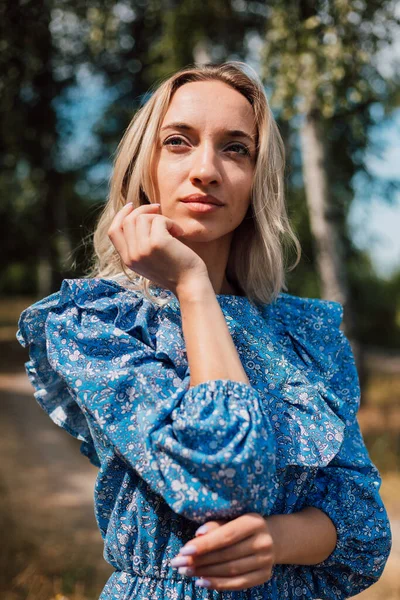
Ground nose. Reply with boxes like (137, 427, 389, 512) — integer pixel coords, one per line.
(189, 142, 222, 187)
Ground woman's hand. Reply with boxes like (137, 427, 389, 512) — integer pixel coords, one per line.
(108, 202, 209, 295)
(170, 513, 275, 591)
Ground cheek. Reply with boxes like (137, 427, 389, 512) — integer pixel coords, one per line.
(228, 170, 253, 208)
(225, 160, 253, 187)
(156, 156, 187, 198)
(225, 196, 252, 228)
(158, 147, 191, 170)
(225, 181, 253, 227)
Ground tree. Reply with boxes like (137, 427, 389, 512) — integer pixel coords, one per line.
(261, 0, 400, 336)
(0, 0, 77, 295)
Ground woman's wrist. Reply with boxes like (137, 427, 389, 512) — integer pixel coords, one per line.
(266, 507, 337, 566)
(175, 273, 250, 387)
(175, 274, 214, 302)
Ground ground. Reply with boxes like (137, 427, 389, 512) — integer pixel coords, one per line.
(0, 369, 113, 600)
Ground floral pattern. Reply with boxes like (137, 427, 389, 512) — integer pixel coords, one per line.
(17, 276, 392, 599)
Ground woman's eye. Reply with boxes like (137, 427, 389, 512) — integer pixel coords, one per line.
(162, 137, 250, 156)
(163, 136, 187, 147)
(226, 143, 251, 157)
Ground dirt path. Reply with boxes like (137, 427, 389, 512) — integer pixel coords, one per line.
(0, 372, 112, 599)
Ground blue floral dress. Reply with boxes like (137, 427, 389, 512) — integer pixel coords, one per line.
(16, 276, 391, 600)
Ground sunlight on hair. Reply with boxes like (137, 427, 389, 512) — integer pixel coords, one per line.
(85, 62, 301, 307)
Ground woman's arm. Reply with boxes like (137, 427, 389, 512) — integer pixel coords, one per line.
(169, 508, 337, 591)
(271, 418, 392, 598)
(177, 279, 337, 565)
(18, 278, 278, 522)
(266, 507, 337, 565)
(176, 277, 250, 387)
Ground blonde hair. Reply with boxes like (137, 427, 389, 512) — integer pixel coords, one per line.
(86, 61, 301, 307)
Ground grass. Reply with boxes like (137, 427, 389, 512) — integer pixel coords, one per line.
(0, 483, 105, 600)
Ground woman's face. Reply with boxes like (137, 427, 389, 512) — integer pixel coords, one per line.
(151, 80, 257, 243)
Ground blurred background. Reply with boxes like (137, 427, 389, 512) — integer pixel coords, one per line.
(0, 0, 399, 598)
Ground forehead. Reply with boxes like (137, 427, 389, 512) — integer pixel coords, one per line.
(162, 80, 256, 135)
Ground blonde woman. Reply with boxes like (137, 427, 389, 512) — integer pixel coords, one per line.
(17, 63, 391, 599)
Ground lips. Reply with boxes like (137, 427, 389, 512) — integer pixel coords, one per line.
(180, 194, 224, 206)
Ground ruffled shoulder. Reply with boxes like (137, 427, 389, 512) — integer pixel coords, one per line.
(16, 277, 157, 466)
(50, 278, 188, 374)
(250, 292, 361, 469)
(270, 292, 360, 425)
(18, 277, 162, 346)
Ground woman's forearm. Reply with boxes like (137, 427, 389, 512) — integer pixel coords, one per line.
(266, 507, 337, 565)
(177, 282, 337, 565)
(176, 277, 250, 387)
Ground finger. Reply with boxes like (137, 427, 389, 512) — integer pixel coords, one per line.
(180, 513, 265, 557)
(193, 532, 273, 568)
(193, 552, 271, 578)
(120, 204, 160, 260)
(195, 567, 271, 592)
(195, 521, 226, 537)
(131, 212, 154, 257)
(109, 202, 159, 236)
(108, 203, 159, 260)
(170, 522, 224, 570)
(123, 211, 162, 262)
(150, 213, 185, 242)
(107, 202, 136, 259)
(109, 201, 134, 232)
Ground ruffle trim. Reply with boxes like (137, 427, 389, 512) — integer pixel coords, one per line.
(270, 292, 359, 426)
(267, 370, 345, 468)
(16, 282, 111, 467)
(17, 278, 351, 470)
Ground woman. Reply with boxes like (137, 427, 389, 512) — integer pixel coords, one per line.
(17, 62, 391, 599)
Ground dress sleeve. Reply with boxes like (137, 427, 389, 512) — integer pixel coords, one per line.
(17, 278, 277, 524)
(292, 417, 392, 598)
(274, 294, 392, 598)
(17, 289, 100, 467)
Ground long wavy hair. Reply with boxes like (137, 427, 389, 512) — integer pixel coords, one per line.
(86, 62, 301, 307)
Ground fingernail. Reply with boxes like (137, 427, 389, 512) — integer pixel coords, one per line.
(170, 556, 190, 567)
(152, 203, 160, 206)
(195, 578, 212, 588)
(178, 566, 195, 576)
(195, 525, 208, 536)
(179, 545, 197, 556)
(126, 202, 133, 207)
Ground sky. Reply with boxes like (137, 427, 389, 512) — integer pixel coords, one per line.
(348, 23, 400, 279)
(59, 65, 400, 280)
(349, 108, 400, 278)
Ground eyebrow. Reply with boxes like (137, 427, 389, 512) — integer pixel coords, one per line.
(160, 122, 256, 145)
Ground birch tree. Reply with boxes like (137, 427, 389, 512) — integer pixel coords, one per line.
(261, 0, 399, 332)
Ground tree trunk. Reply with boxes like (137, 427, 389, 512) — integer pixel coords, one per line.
(300, 110, 366, 392)
(300, 111, 349, 305)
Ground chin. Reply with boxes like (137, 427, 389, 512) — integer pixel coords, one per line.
(181, 224, 226, 242)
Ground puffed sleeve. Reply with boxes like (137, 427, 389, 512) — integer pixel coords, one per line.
(296, 417, 392, 598)
(17, 278, 277, 524)
(17, 289, 101, 467)
(274, 294, 392, 598)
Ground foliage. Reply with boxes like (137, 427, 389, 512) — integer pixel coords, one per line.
(262, 0, 400, 118)
(260, 0, 400, 345)
(0, 0, 399, 347)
